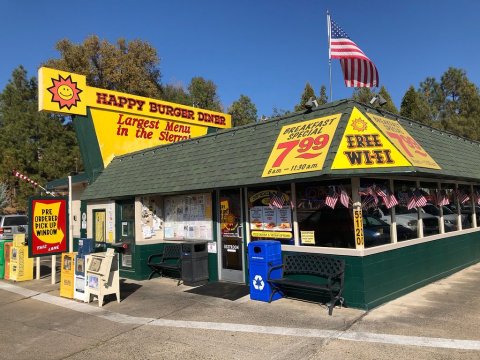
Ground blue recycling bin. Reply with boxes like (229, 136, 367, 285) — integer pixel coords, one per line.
(248, 240, 283, 302)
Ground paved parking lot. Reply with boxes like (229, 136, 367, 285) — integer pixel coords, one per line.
(1, 262, 480, 359)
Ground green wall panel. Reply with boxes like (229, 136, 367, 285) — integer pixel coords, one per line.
(283, 232, 480, 310)
(119, 243, 219, 282)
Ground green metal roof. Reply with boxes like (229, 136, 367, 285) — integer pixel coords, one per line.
(81, 99, 480, 201)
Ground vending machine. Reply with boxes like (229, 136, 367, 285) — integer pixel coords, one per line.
(3, 242, 13, 280)
(74, 238, 95, 301)
(85, 248, 120, 307)
(60, 252, 76, 298)
(0, 240, 12, 279)
(9, 234, 33, 281)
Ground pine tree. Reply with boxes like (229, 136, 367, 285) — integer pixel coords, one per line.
(400, 86, 432, 125)
(318, 85, 328, 105)
(0, 66, 81, 212)
(295, 82, 316, 111)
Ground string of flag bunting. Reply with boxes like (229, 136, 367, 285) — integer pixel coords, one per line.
(270, 186, 479, 211)
(12, 169, 56, 196)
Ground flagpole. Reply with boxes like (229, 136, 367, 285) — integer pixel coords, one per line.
(327, 11, 332, 102)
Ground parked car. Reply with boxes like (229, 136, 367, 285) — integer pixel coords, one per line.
(0, 214, 29, 240)
(369, 205, 445, 236)
(422, 203, 469, 231)
(363, 215, 416, 246)
(298, 208, 415, 248)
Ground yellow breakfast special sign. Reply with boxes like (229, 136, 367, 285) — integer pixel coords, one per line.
(332, 107, 411, 169)
(38, 67, 231, 166)
(262, 114, 341, 177)
(366, 112, 441, 169)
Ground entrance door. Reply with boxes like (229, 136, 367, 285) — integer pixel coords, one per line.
(117, 200, 135, 271)
(218, 189, 245, 283)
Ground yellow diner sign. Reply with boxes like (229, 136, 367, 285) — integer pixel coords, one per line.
(366, 112, 441, 169)
(262, 114, 341, 177)
(332, 107, 411, 169)
(38, 67, 231, 128)
(38, 67, 231, 167)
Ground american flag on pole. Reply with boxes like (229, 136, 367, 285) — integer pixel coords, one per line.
(339, 186, 350, 208)
(384, 190, 398, 209)
(414, 189, 428, 208)
(407, 192, 417, 210)
(455, 189, 470, 204)
(328, 16, 379, 88)
(269, 191, 286, 209)
(325, 187, 339, 209)
(438, 190, 450, 206)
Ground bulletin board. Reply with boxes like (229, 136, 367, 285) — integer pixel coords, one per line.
(164, 193, 213, 241)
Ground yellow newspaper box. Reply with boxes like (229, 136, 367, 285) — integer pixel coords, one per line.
(9, 234, 33, 281)
(60, 252, 77, 298)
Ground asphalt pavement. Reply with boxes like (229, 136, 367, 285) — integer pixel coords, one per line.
(1, 261, 480, 359)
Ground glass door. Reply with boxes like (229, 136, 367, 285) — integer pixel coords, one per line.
(218, 189, 245, 283)
(117, 200, 135, 270)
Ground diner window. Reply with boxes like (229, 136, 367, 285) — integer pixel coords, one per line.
(466, 186, 480, 227)
(360, 178, 400, 246)
(392, 180, 438, 238)
(248, 185, 293, 245)
(441, 183, 457, 225)
(296, 181, 353, 248)
(457, 185, 473, 229)
(418, 182, 443, 234)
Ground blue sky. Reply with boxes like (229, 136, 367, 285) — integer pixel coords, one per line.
(1, 1, 479, 117)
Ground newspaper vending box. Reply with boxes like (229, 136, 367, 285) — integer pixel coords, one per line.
(85, 248, 120, 307)
(74, 238, 95, 301)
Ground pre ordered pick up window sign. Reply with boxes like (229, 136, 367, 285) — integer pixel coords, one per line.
(262, 114, 341, 177)
(164, 193, 213, 241)
(28, 197, 68, 257)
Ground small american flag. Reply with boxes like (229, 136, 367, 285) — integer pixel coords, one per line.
(414, 189, 427, 208)
(325, 187, 339, 209)
(384, 190, 398, 209)
(407, 192, 416, 210)
(438, 190, 450, 206)
(269, 192, 285, 209)
(339, 186, 350, 208)
(455, 189, 470, 204)
(366, 186, 379, 204)
(328, 16, 379, 88)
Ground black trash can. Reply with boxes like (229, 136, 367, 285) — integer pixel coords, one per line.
(181, 242, 209, 286)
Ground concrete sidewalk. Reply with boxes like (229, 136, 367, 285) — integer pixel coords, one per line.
(2, 261, 480, 358)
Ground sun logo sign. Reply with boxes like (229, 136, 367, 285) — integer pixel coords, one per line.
(47, 75, 82, 110)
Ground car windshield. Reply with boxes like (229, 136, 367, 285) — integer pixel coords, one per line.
(395, 206, 417, 215)
(423, 204, 440, 216)
(442, 206, 454, 215)
(3, 216, 28, 226)
(364, 216, 387, 226)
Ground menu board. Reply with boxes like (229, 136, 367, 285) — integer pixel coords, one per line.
(249, 206, 292, 231)
(164, 193, 213, 241)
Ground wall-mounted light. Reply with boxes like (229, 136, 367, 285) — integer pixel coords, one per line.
(369, 94, 387, 106)
(305, 97, 319, 110)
